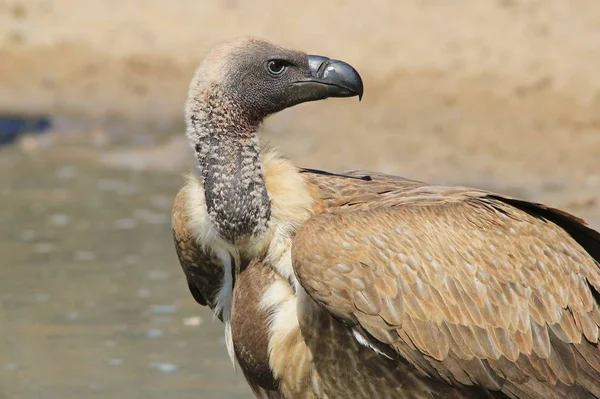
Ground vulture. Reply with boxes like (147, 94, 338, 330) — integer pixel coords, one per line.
(171, 37, 600, 399)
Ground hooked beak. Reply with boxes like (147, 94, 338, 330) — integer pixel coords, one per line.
(292, 55, 364, 102)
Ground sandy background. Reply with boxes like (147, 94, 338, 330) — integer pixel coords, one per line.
(2, 1, 600, 114)
(1, 2, 600, 397)
(2, 1, 599, 187)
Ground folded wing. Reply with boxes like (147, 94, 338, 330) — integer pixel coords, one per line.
(293, 177, 600, 398)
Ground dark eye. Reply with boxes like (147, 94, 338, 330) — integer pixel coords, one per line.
(267, 60, 287, 76)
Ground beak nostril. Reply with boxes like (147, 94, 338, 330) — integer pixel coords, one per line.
(307, 55, 330, 77)
(317, 60, 330, 76)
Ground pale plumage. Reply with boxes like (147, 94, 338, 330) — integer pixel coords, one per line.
(171, 37, 600, 398)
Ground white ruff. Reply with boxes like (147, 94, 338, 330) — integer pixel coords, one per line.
(183, 147, 314, 374)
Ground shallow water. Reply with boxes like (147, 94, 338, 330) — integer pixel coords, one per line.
(1, 109, 599, 399)
(0, 120, 252, 399)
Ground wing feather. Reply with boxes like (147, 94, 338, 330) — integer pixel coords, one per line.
(294, 172, 600, 395)
(172, 186, 223, 309)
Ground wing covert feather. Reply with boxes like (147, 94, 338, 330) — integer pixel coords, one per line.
(293, 181, 600, 393)
(172, 186, 223, 310)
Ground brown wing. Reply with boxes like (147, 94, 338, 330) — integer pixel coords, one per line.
(172, 187, 223, 311)
(232, 259, 282, 398)
(299, 168, 427, 213)
(293, 176, 600, 398)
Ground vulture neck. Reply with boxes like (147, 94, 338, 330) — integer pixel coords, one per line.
(187, 86, 271, 244)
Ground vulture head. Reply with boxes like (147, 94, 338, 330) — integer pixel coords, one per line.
(185, 37, 363, 130)
(185, 37, 364, 245)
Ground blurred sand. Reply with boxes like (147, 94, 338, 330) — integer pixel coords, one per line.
(1, 2, 600, 398)
(1, 1, 599, 182)
(2, 0, 600, 116)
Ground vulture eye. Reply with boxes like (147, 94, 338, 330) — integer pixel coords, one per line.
(267, 60, 287, 76)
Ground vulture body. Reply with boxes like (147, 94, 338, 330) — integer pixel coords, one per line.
(172, 37, 600, 399)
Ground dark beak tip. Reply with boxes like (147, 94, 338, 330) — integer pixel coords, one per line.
(356, 78, 364, 102)
(355, 81, 364, 102)
(305, 54, 365, 102)
(330, 60, 363, 102)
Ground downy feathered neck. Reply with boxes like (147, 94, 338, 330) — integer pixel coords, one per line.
(186, 83, 271, 244)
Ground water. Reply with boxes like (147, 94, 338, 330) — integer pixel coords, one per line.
(1, 107, 598, 399)
(0, 120, 252, 399)
(0, 115, 52, 146)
